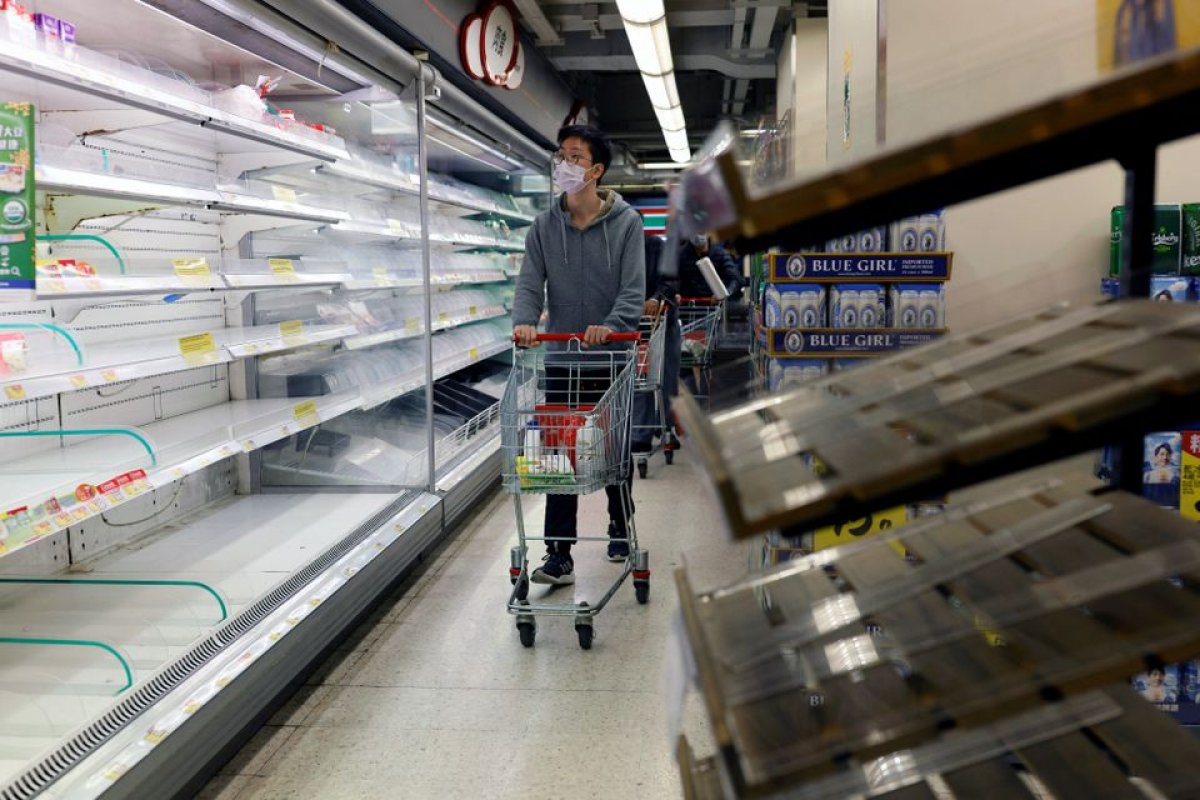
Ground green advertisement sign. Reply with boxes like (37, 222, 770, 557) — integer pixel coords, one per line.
(0, 102, 34, 297)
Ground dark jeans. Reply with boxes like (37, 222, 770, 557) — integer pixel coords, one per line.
(543, 363, 634, 556)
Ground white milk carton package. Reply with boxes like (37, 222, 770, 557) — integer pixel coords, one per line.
(832, 284, 885, 328)
(889, 283, 945, 328)
(768, 358, 828, 392)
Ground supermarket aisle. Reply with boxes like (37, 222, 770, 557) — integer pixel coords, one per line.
(199, 448, 743, 800)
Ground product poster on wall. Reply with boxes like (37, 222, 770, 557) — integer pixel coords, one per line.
(1097, 0, 1200, 72)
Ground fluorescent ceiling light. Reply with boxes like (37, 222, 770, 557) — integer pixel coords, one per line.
(642, 72, 681, 110)
(615, 0, 665, 25)
(654, 105, 686, 132)
(625, 19, 673, 76)
(641, 162, 691, 170)
(616, 0, 689, 166)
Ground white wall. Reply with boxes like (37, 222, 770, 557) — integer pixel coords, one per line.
(776, 19, 830, 177)
(827, 0, 878, 165)
(886, 0, 1200, 331)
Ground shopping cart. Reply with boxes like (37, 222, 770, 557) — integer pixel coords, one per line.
(632, 308, 671, 478)
(501, 332, 650, 650)
(679, 297, 724, 404)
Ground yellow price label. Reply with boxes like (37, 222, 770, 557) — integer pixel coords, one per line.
(438, 312, 450, 324)
(469, 348, 479, 361)
(293, 401, 320, 425)
(373, 266, 391, 286)
(242, 440, 256, 453)
(271, 185, 299, 204)
(811, 506, 909, 555)
(279, 319, 305, 340)
(69, 375, 88, 389)
(405, 318, 421, 333)
(44, 278, 67, 293)
(178, 332, 219, 366)
(268, 631, 283, 642)
(269, 258, 298, 282)
(4, 384, 26, 401)
(101, 369, 119, 383)
(173, 258, 212, 283)
(387, 218, 407, 234)
(468, 305, 478, 316)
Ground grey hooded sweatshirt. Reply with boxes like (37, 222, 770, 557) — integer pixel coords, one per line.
(512, 189, 645, 349)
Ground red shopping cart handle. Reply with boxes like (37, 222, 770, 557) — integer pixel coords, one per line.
(514, 332, 642, 342)
(678, 297, 721, 305)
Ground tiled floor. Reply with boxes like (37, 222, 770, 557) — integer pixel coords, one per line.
(198, 448, 743, 799)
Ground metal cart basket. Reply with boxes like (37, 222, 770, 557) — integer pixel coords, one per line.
(501, 332, 650, 649)
(679, 297, 724, 403)
(632, 309, 672, 478)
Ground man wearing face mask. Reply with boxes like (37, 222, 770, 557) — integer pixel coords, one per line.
(512, 125, 645, 585)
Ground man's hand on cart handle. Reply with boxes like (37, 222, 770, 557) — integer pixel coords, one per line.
(583, 325, 613, 347)
(513, 325, 540, 348)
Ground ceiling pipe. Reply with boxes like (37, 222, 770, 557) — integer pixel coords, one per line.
(512, 0, 563, 46)
(733, 4, 778, 117)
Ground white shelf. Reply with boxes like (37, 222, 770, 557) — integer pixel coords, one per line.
(0, 394, 362, 563)
(0, 37, 348, 162)
(0, 491, 400, 789)
(37, 164, 220, 206)
(341, 305, 508, 352)
(35, 271, 350, 300)
(318, 160, 535, 225)
(2, 324, 356, 404)
(340, 270, 507, 291)
(359, 338, 510, 410)
(37, 163, 351, 223)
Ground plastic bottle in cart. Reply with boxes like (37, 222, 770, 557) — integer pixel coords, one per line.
(574, 416, 600, 482)
(523, 418, 541, 461)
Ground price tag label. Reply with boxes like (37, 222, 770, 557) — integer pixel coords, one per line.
(293, 401, 320, 426)
(69, 375, 88, 389)
(44, 278, 67, 293)
(387, 218, 408, 235)
(173, 258, 212, 286)
(4, 384, 26, 401)
(269, 258, 299, 282)
(405, 318, 421, 333)
(101, 369, 119, 383)
(241, 440, 256, 453)
(811, 506, 909, 555)
(279, 320, 306, 341)
(178, 332, 219, 366)
(469, 305, 478, 317)
(438, 312, 450, 325)
(373, 266, 391, 287)
(469, 348, 479, 361)
(271, 186, 299, 204)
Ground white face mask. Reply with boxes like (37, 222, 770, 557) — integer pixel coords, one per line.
(553, 160, 593, 195)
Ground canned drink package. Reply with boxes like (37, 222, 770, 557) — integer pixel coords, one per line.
(857, 226, 887, 253)
(831, 285, 860, 328)
(918, 285, 946, 328)
(764, 285, 782, 328)
(768, 358, 828, 392)
(855, 284, 886, 328)
(1151, 275, 1191, 302)
(778, 284, 826, 328)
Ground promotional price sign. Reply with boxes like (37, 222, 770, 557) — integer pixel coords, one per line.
(0, 102, 34, 300)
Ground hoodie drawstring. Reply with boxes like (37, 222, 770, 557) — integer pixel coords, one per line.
(603, 220, 612, 273)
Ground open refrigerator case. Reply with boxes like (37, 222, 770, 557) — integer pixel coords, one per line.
(0, 1, 540, 797)
(667, 48, 1200, 800)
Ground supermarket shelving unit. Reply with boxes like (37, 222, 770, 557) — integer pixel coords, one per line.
(671, 45, 1200, 800)
(0, 2, 541, 798)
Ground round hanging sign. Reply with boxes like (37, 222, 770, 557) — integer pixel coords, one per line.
(459, 14, 485, 80)
(504, 42, 525, 90)
(480, 1, 518, 86)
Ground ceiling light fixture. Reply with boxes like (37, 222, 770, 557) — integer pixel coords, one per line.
(614, 0, 690, 164)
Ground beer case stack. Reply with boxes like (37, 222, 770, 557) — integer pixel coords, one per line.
(752, 215, 953, 566)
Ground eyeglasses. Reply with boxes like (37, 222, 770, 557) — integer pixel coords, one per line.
(552, 151, 592, 166)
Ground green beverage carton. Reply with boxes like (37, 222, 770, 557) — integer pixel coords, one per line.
(1183, 204, 1200, 276)
(0, 102, 35, 300)
(1110, 203, 1182, 275)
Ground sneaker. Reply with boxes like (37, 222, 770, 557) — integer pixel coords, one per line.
(531, 552, 575, 585)
(606, 524, 630, 562)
